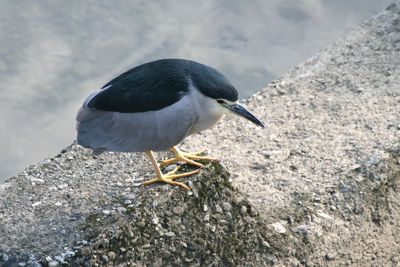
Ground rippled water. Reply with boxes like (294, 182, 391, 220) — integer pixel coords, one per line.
(0, 0, 391, 181)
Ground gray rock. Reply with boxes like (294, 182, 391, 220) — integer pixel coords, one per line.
(124, 193, 136, 200)
(57, 183, 68, 190)
(102, 210, 111, 215)
(262, 240, 270, 248)
(271, 222, 286, 234)
(164, 164, 178, 172)
(243, 216, 253, 224)
(367, 154, 381, 166)
(31, 201, 42, 208)
(116, 207, 127, 213)
(165, 231, 175, 237)
(126, 250, 135, 259)
(136, 221, 146, 228)
(325, 252, 336, 261)
(240, 205, 248, 214)
(293, 225, 311, 236)
(215, 204, 223, 213)
(172, 206, 185, 215)
(101, 254, 109, 262)
(222, 202, 232, 211)
(29, 178, 45, 185)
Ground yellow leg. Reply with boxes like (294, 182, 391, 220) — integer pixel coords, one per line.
(161, 146, 219, 168)
(143, 151, 201, 190)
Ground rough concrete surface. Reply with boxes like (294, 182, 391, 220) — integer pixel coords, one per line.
(1, 2, 400, 267)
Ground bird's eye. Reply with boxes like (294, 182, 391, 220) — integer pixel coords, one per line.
(217, 100, 225, 104)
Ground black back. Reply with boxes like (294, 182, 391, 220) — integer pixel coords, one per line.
(87, 59, 238, 113)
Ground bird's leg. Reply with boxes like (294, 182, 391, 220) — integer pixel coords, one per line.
(161, 146, 220, 168)
(143, 151, 200, 190)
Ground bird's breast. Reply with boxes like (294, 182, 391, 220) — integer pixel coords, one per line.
(189, 113, 224, 135)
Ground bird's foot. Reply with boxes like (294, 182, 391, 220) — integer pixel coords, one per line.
(143, 165, 200, 190)
(161, 147, 219, 168)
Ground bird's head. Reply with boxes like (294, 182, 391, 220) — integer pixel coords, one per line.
(181, 59, 265, 128)
(216, 98, 264, 128)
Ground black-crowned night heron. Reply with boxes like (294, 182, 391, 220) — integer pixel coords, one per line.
(76, 59, 264, 190)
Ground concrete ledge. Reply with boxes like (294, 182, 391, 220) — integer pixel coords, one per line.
(1, 2, 400, 266)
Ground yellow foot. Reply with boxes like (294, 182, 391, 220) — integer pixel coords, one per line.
(143, 165, 201, 190)
(161, 147, 220, 168)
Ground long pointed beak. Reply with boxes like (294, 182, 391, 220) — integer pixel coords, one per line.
(223, 103, 265, 128)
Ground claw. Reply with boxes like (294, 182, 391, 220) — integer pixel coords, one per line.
(143, 151, 201, 190)
(161, 147, 219, 168)
(143, 168, 201, 190)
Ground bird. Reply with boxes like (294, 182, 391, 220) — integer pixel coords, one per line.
(76, 58, 264, 190)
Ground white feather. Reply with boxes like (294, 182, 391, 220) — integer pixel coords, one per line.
(187, 80, 230, 134)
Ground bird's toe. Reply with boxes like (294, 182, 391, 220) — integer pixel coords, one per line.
(143, 168, 201, 191)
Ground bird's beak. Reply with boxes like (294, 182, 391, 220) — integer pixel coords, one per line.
(222, 102, 265, 128)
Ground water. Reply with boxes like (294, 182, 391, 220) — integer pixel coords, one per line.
(0, 0, 391, 182)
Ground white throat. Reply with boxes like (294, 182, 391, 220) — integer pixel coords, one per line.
(187, 80, 230, 135)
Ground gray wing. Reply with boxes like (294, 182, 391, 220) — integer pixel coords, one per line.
(76, 95, 197, 152)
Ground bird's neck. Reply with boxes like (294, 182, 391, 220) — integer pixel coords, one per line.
(188, 84, 228, 135)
